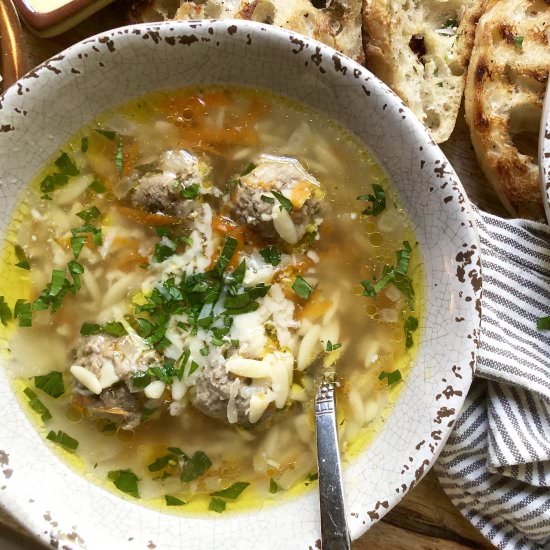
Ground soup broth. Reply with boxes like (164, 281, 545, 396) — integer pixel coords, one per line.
(0, 86, 422, 512)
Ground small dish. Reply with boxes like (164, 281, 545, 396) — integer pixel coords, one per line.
(13, 0, 113, 37)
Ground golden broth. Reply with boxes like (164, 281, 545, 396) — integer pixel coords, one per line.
(0, 86, 422, 513)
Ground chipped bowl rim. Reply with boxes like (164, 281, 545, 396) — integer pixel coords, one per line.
(0, 19, 481, 550)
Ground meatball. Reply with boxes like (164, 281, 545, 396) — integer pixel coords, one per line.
(232, 156, 323, 243)
(190, 359, 273, 426)
(129, 149, 211, 218)
(70, 334, 161, 430)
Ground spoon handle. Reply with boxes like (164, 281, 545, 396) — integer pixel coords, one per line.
(315, 382, 351, 550)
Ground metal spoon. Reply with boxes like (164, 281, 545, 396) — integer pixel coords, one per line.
(315, 380, 351, 550)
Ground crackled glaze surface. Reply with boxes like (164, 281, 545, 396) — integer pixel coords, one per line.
(0, 21, 481, 550)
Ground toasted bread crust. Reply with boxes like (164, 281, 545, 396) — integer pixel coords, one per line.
(363, 0, 484, 143)
(132, 0, 365, 64)
(464, 0, 550, 219)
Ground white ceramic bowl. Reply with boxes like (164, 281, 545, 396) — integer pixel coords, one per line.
(540, 83, 550, 224)
(0, 20, 481, 549)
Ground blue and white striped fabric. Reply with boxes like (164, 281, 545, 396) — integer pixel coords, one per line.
(436, 209, 550, 550)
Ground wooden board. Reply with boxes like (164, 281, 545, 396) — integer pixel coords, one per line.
(0, 1, 507, 548)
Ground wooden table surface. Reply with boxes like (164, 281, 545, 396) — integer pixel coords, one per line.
(0, 2, 508, 548)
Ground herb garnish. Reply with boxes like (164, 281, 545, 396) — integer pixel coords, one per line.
(34, 371, 64, 398)
(272, 191, 293, 213)
(95, 129, 117, 140)
(40, 152, 80, 198)
(89, 179, 106, 194)
(378, 369, 402, 386)
(76, 206, 101, 223)
(80, 136, 89, 153)
(210, 481, 250, 500)
(269, 478, 281, 494)
(0, 297, 12, 326)
(537, 316, 550, 330)
(361, 241, 414, 306)
(23, 387, 51, 422)
(208, 497, 226, 513)
(357, 183, 386, 216)
(444, 18, 458, 28)
(325, 340, 342, 352)
(180, 450, 212, 482)
(115, 138, 124, 175)
(14, 300, 32, 327)
(46, 430, 78, 451)
(260, 245, 281, 266)
(108, 469, 140, 498)
(261, 195, 275, 204)
(14, 245, 30, 270)
(240, 162, 256, 176)
(165, 495, 186, 506)
(180, 183, 200, 200)
(404, 315, 419, 348)
(54, 153, 79, 176)
(292, 276, 313, 300)
(80, 321, 127, 337)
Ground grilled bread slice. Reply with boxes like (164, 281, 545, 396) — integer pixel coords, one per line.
(131, 0, 365, 64)
(464, 0, 550, 220)
(363, 0, 484, 143)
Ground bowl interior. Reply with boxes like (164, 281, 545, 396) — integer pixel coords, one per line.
(0, 20, 480, 550)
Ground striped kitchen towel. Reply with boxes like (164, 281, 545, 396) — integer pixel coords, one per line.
(436, 208, 550, 550)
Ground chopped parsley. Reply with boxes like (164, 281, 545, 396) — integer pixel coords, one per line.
(80, 321, 127, 337)
(34, 371, 65, 398)
(108, 469, 140, 498)
(378, 369, 402, 386)
(180, 183, 200, 199)
(537, 316, 550, 330)
(23, 387, 51, 422)
(208, 497, 226, 513)
(14, 245, 30, 270)
(239, 162, 256, 176)
(165, 495, 186, 506)
(54, 152, 79, 176)
(357, 183, 386, 216)
(180, 450, 212, 482)
(0, 297, 12, 326)
(269, 478, 281, 494)
(325, 340, 342, 352)
(404, 315, 419, 348)
(210, 481, 249, 500)
(89, 178, 106, 194)
(80, 136, 89, 153)
(272, 191, 293, 213)
(40, 152, 81, 197)
(115, 138, 124, 175)
(261, 194, 275, 204)
(292, 276, 313, 300)
(94, 128, 117, 140)
(260, 245, 281, 266)
(76, 206, 101, 223)
(361, 241, 414, 307)
(46, 430, 78, 451)
(215, 236, 238, 274)
(148, 447, 186, 472)
(444, 17, 458, 28)
(14, 299, 32, 327)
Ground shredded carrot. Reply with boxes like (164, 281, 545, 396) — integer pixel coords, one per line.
(290, 180, 314, 209)
(116, 206, 181, 226)
(298, 298, 333, 320)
